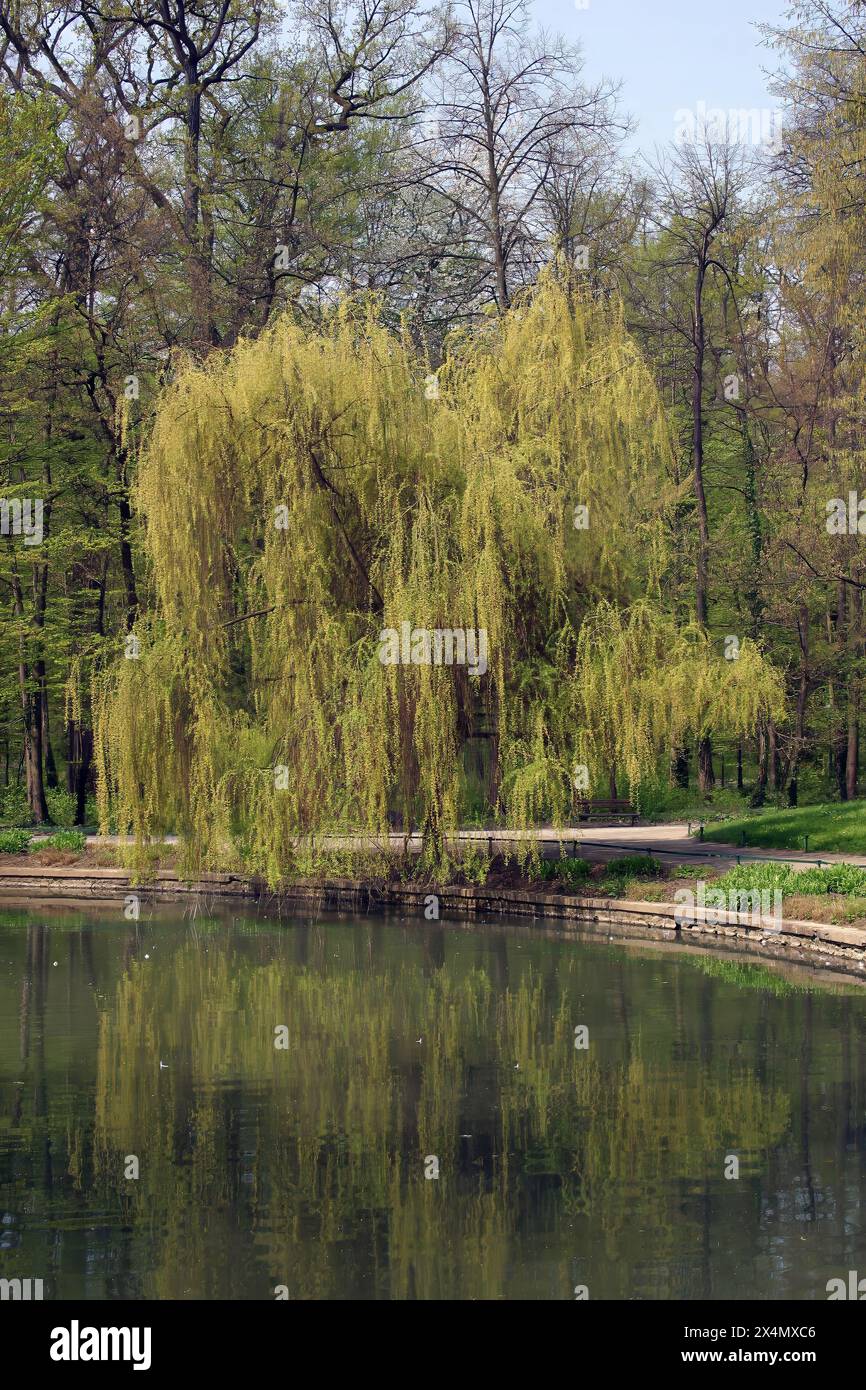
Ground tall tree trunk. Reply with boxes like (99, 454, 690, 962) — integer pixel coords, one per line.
(846, 681, 859, 801)
(831, 583, 847, 798)
(692, 248, 710, 628)
(117, 483, 139, 632)
(18, 669, 50, 823)
(846, 587, 862, 800)
(672, 747, 690, 788)
(183, 78, 217, 349)
(692, 237, 714, 792)
(785, 617, 810, 807)
(835, 724, 849, 800)
(74, 729, 93, 826)
(698, 736, 715, 794)
(11, 578, 51, 825)
(66, 720, 77, 796)
(479, 60, 509, 311)
(768, 719, 780, 792)
(751, 717, 768, 807)
(39, 666, 58, 790)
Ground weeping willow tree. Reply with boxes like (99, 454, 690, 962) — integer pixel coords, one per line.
(571, 602, 787, 802)
(93, 264, 784, 882)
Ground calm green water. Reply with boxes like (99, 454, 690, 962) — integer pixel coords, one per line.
(1, 903, 865, 1301)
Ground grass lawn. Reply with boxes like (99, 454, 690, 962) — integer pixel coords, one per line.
(639, 787, 753, 824)
(702, 801, 866, 854)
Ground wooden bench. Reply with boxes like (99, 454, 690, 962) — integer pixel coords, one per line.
(573, 798, 638, 826)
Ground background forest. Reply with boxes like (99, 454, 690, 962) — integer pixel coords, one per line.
(2, 0, 866, 858)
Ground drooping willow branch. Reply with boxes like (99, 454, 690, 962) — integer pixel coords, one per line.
(93, 265, 785, 884)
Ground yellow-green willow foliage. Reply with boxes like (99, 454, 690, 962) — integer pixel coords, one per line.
(570, 602, 787, 796)
(94, 266, 782, 881)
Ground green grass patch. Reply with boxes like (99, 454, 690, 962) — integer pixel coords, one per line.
(703, 801, 866, 853)
(0, 828, 31, 854)
(716, 860, 866, 899)
(606, 854, 664, 878)
(638, 785, 753, 824)
(31, 829, 87, 853)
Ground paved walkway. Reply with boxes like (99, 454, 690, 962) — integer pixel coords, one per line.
(60, 822, 865, 871)
(459, 824, 866, 870)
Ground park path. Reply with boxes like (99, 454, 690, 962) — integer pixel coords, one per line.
(66, 822, 866, 871)
(458, 823, 866, 870)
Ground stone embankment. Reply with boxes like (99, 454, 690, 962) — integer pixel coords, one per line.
(2, 864, 865, 981)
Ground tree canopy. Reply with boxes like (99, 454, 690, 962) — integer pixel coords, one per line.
(92, 267, 783, 880)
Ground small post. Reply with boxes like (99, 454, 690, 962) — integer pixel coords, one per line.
(699, 824, 704, 841)
(803, 835, 809, 853)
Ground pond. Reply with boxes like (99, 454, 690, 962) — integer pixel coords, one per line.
(1, 903, 865, 1300)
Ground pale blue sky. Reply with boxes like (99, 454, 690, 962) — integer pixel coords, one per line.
(531, 0, 792, 156)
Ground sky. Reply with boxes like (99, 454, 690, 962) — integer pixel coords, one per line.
(530, 0, 793, 158)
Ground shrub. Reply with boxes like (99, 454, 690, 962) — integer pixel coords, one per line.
(32, 829, 87, 853)
(716, 863, 793, 895)
(1, 785, 95, 830)
(0, 784, 30, 826)
(819, 863, 866, 895)
(458, 845, 491, 884)
(597, 855, 663, 898)
(537, 857, 591, 888)
(0, 828, 32, 853)
(45, 787, 77, 828)
(606, 854, 663, 878)
(716, 861, 866, 899)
